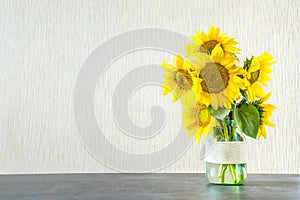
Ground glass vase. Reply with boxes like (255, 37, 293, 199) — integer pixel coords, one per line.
(204, 132, 247, 185)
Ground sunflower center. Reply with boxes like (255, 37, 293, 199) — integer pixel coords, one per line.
(174, 69, 193, 90)
(195, 103, 211, 127)
(249, 70, 260, 84)
(199, 40, 219, 54)
(199, 62, 230, 93)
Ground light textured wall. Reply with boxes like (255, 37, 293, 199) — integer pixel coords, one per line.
(0, 0, 299, 174)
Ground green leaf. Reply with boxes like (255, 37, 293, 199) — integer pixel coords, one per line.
(233, 103, 260, 139)
(208, 106, 230, 120)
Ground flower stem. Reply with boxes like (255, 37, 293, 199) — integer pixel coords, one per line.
(229, 164, 237, 184)
(218, 164, 227, 183)
(236, 164, 246, 184)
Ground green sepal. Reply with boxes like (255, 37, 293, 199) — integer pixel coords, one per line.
(207, 106, 230, 120)
(243, 57, 253, 71)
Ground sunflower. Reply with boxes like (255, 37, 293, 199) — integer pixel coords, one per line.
(192, 45, 247, 109)
(161, 55, 195, 103)
(245, 52, 276, 101)
(185, 25, 240, 58)
(181, 92, 217, 142)
(251, 93, 276, 139)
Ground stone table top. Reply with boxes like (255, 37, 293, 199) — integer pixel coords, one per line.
(0, 174, 299, 200)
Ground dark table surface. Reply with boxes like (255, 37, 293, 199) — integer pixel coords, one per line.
(0, 173, 299, 200)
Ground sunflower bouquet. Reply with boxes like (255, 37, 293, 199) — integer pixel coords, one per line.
(161, 25, 276, 184)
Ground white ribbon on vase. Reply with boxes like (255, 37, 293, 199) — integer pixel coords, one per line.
(204, 139, 247, 164)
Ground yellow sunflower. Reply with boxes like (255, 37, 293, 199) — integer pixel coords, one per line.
(185, 25, 240, 58)
(245, 52, 276, 101)
(161, 55, 195, 103)
(181, 92, 217, 142)
(251, 93, 276, 139)
(192, 45, 247, 109)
